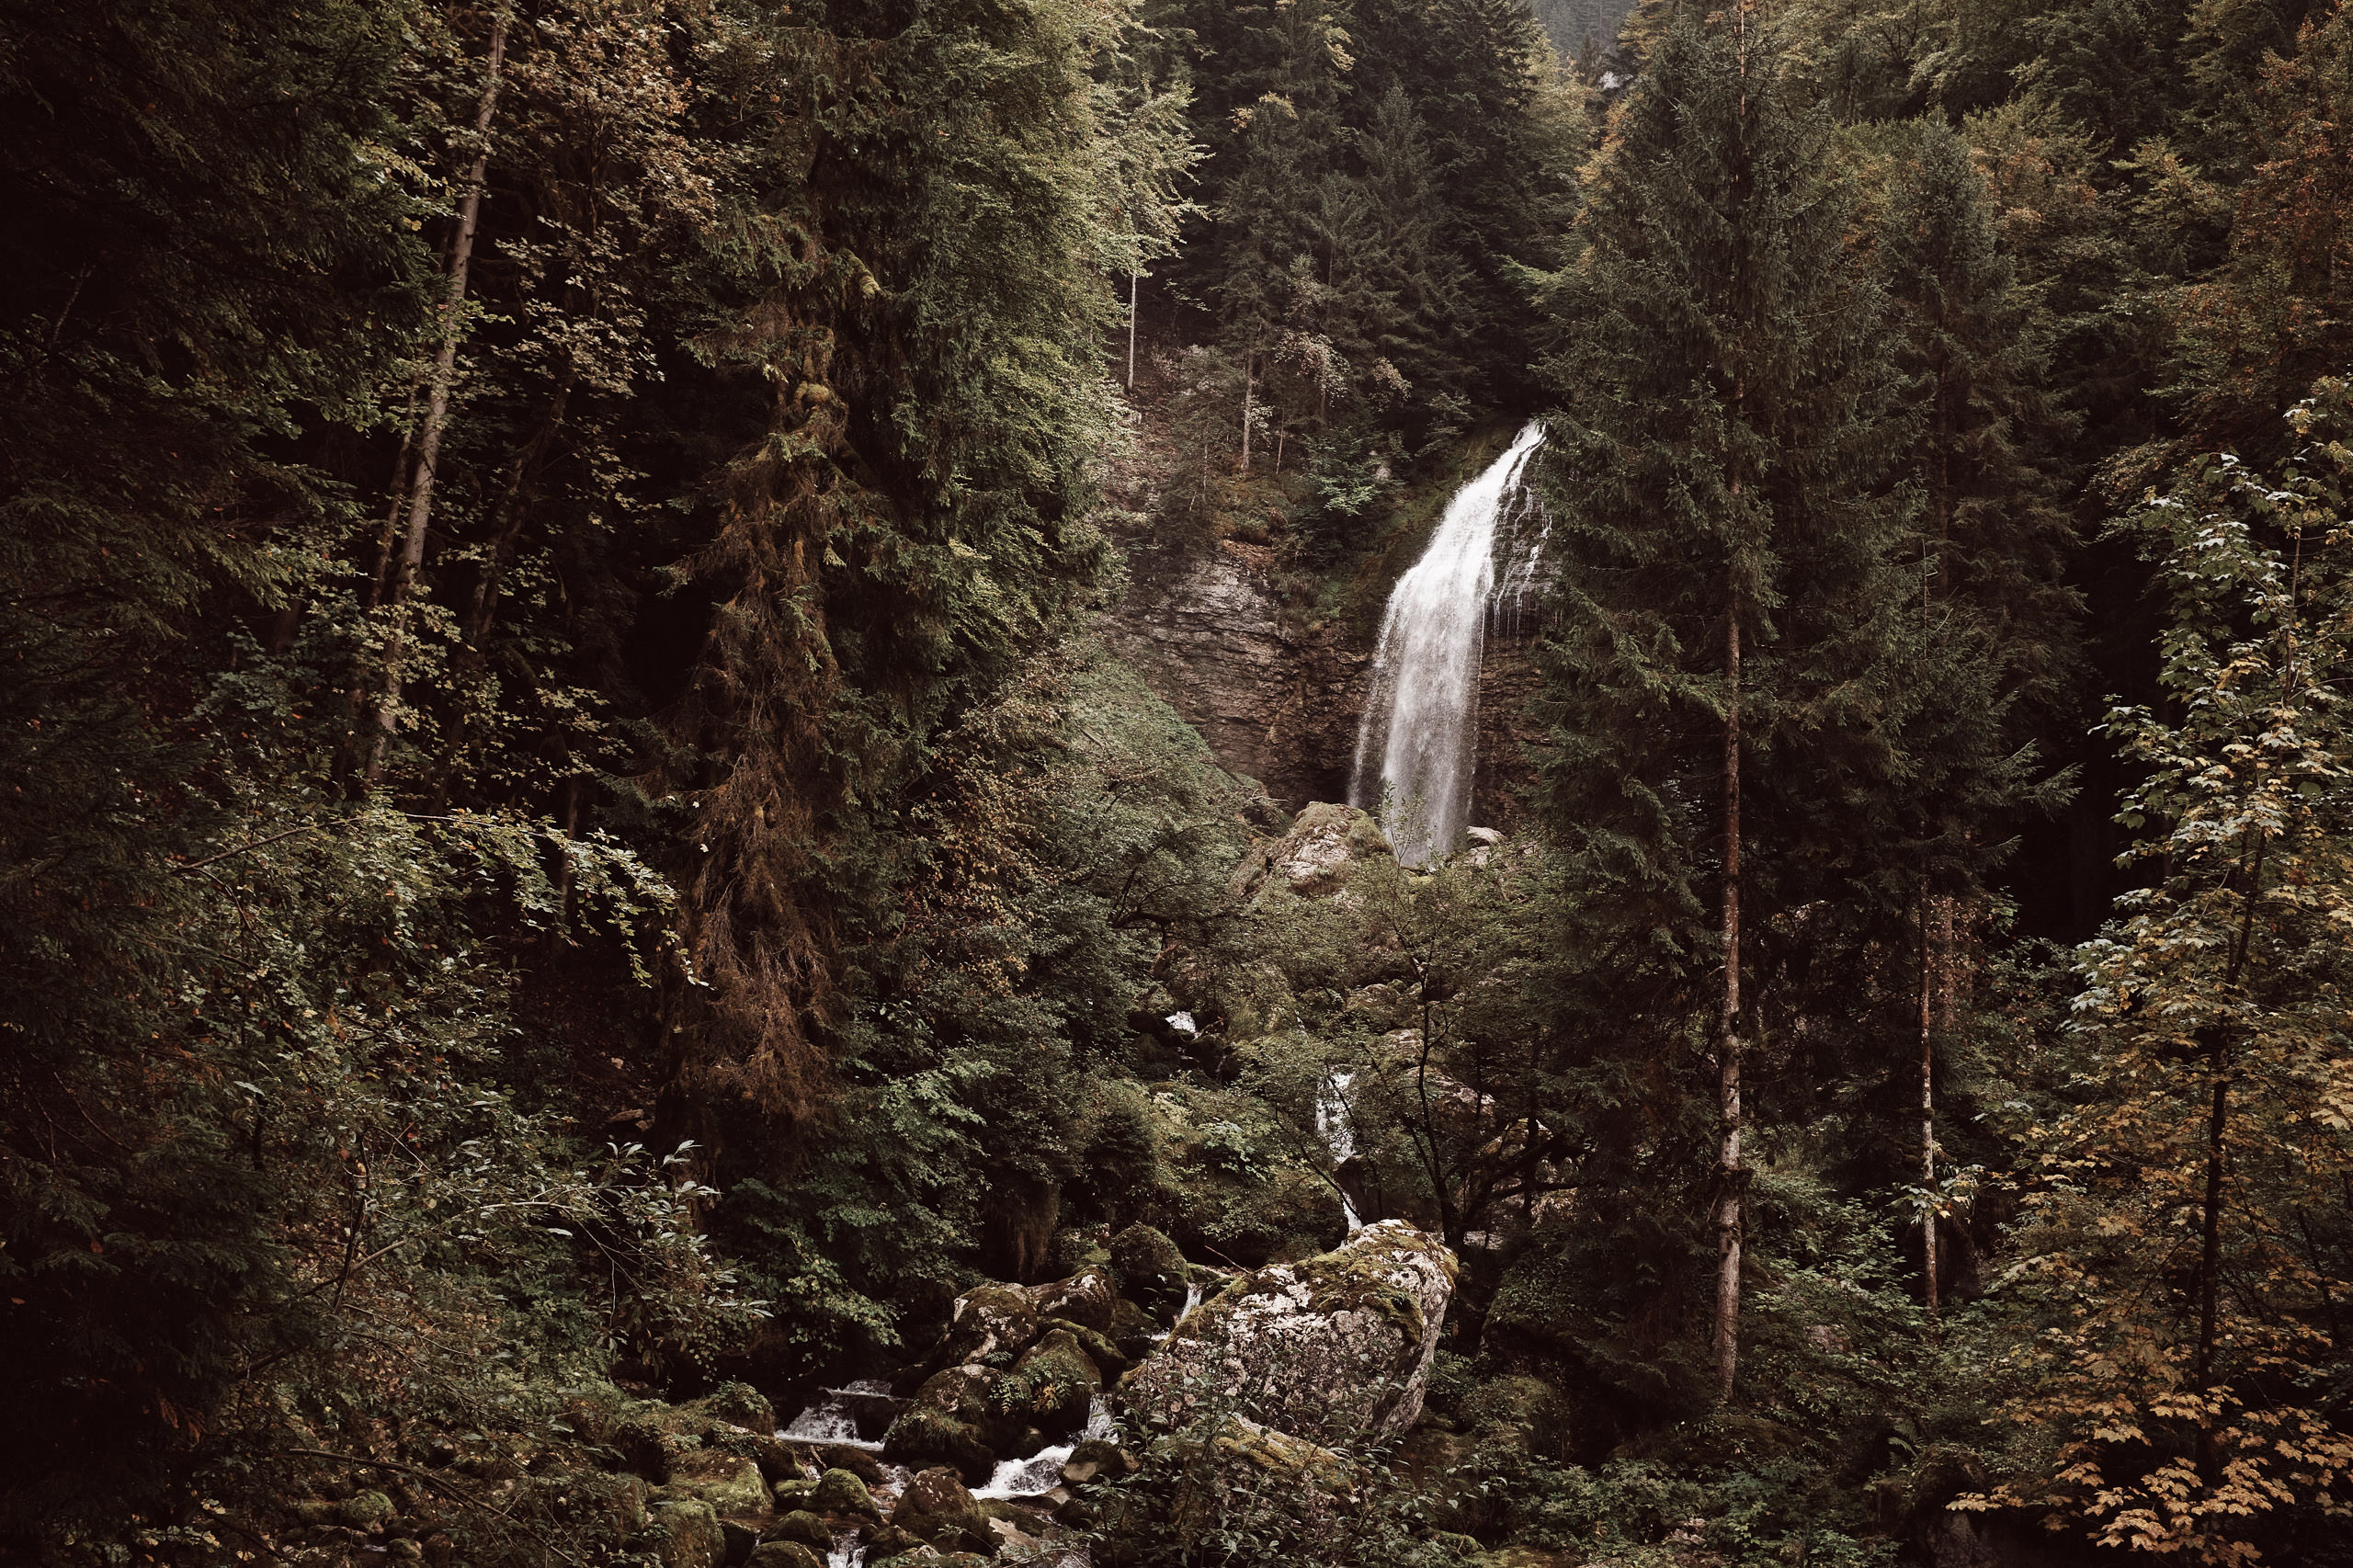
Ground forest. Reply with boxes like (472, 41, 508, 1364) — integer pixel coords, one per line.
(6, 0, 2353, 1564)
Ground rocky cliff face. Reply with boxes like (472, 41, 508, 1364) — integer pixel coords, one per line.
(1105, 541, 1542, 835)
(1101, 542, 1369, 814)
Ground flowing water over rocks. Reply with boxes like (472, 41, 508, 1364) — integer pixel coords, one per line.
(1351, 422, 1545, 864)
(1315, 1071, 1361, 1233)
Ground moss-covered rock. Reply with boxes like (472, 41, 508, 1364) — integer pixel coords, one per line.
(884, 1366, 1002, 1483)
(1112, 1415, 1354, 1550)
(338, 1491, 396, 1532)
(1108, 1224, 1190, 1321)
(691, 1382, 779, 1436)
(670, 1451, 773, 1518)
(644, 1500, 727, 1568)
(1028, 1267, 1120, 1335)
(815, 1444, 885, 1484)
(1117, 1220, 1455, 1445)
(746, 1542, 825, 1568)
(769, 1510, 835, 1550)
(810, 1467, 881, 1518)
(1460, 1373, 1572, 1462)
(928, 1283, 1043, 1370)
(861, 1524, 926, 1562)
(1039, 1316, 1134, 1381)
(1010, 1327, 1102, 1438)
(892, 1466, 995, 1556)
(568, 1471, 650, 1538)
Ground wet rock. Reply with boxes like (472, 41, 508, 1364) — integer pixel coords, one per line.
(1060, 1437, 1136, 1487)
(1011, 1328, 1102, 1438)
(1108, 1224, 1190, 1322)
(862, 1524, 926, 1562)
(884, 1366, 1001, 1483)
(720, 1519, 758, 1565)
(645, 1500, 727, 1568)
(929, 1284, 1044, 1372)
(769, 1510, 834, 1550)
(745, 1543, 825, 1568)
(816, 1444, 885, 1484)
(1118, 1220, 1456, 1444)
(810, 1467, 881, 1519)
(1029, 1267, 1120, 1335)
(670, 1451, 773, 1518)
(692, 1382, 779, 1436)
(892, 1466, 996, 1557)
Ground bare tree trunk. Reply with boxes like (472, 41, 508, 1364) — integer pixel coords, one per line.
(2198, 834, 2268, 1393)
(1712, 598, 1744, 1404)
(367, 7, 511, 787)
(1128, 269, 1139, 390)
(1920, 877, 1939, 1323)
(1238, 341, 1255, 473)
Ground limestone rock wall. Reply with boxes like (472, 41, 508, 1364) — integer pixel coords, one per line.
(1101, 542, 1369, 814)
(1107, 542, 1542, 835)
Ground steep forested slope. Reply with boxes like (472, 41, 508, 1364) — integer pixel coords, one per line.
(6, 0, 2353, 1566)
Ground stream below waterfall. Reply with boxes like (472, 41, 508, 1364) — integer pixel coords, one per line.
(1349, 421, 1545, 865)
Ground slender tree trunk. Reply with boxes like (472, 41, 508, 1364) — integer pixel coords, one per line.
(367, 7, 511, 787)
(1238, 341, 1255, 473)
(1128, 269, 1139, 389)
(1920, 876, 1939, 1322)
(2197, 834, 2268, 1392)
(1712, 598, 1744, 1404)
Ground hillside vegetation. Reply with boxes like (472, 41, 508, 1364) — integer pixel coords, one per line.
(6, 0, 2353, 1566)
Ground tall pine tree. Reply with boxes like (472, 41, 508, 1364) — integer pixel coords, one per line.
(1534, 6, 1915, 1401)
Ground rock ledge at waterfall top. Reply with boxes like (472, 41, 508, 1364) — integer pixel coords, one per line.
(1116, 1219, 1456, 1445)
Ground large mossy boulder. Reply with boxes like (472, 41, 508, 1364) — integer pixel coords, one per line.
(810, 1467, 881, 1519)
(1028, 1267, 1120, 1335)
(892, 1466, 996, 1556)
(1135, 1415, 1355, 1547)
(644, 1500, 727, 1568)
(1228, 801, 1392, 902)
(668, 1451, 773, 1519)
(1011, 1327, 1102, 1438)
(745, 1543, 825, 1568)
(928, 1284, 1041, 1372)
(689, 1382, 779, 1435)
(1117, 1220, 1455, 1444)
(769, 1510, 835, 1549)
(1107, 1224, 1190, 1322)
(883, 1366, 1000, 1484)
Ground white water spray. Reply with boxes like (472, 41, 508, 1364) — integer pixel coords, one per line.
(1349, 421, 1545, 865)
(1315, 1071, 1362, 1233)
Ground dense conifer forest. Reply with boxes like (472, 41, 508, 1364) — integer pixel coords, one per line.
(7, 0, 2353, 1564)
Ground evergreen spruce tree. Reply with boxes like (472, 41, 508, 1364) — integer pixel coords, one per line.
(1534, 6, 1915, 1402)
(1874, 120, 2082, 1307)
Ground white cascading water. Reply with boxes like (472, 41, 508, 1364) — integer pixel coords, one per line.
(1349, 421, 1546, 865)
(779, 1378, 895, 1450)
(1314, 1071, 1362, 1233)
(973, 1396, 1118, 1500)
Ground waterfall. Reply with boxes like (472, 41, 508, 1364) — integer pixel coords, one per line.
(779, 1379, 898, 1449)
(973, 1395, 1118, 1500)
(1315, 1071, 1362, 1233)
(1349, 421, 1545, 865)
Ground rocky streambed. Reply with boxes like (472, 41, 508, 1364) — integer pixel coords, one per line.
(606, 1219, 1460, 1568)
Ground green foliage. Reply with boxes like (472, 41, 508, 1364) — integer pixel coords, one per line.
(1963, 376, 2353, 1562)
